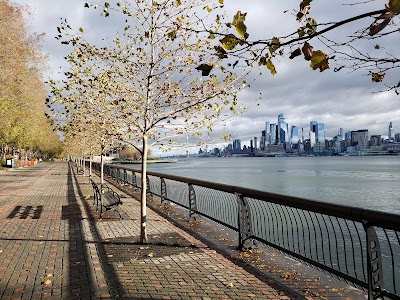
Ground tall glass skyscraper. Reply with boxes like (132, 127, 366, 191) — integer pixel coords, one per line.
(278, 113, 289, 144)
(269, 123, 277, 144)
(291, 126, 299, 145)
(310, 121, 324, 143)
(317, 123, 325, 142)
(389, 122, 394, 140)
(233, 139, 241, 154)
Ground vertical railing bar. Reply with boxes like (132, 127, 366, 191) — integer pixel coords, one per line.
(258, 201, 268, 242)
(383, 228, 396, 294)
(297, 208, 307, 256)
(290, 207, 302, 254)
(304, 210, 315, 259)
(314, 213, 327, 266)
(161, 177, 167, 204)
(320, 214, 334, 269)
(344, 219, 358, 279)
(308, 211, 320, 261)
(281, 204, 293, 250)
(395, 231, 400, 294)
(268, 202, 279, 245)
(188, 183, 197, 220)
(286, 206, 297, 252)
(264, 202, 273, 242)
(353, 220, 367, 282)
(275, 204, 287, 248)
(336, 217, 350, 275)
(331, 216, 344, 273)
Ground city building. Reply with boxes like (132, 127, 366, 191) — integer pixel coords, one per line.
(351, 130, 369, 150)
(278, 113, 289, 146)
(389, 122, 394, 140)
(290, 126, 299, 145)
(233, 139, 241, 154)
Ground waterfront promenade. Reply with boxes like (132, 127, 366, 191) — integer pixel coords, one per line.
(0, 162, 292, 300)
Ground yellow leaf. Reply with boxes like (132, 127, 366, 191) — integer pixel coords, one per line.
(266, 59, 277, 76)
(226, 282, 234, 288)
(269, 37, 280, 54)
(389, 0, 400, 13)
(220, 35, 239, 50)
(310, 50, 329, 71)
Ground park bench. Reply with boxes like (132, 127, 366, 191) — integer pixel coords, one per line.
(90, 178, 123, 219)
(77, 165, 84, 174)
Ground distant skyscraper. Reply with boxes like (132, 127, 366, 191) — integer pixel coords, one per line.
(317, 123, 325, 142)
(290, 126, 299, 145)
(270, 123, 277, 144)
(278, 113, 289, 145)
(310, 121, 317, 133)
(260, 130, 266, 151)
(265, 122, 270, 145)
(233, 139, 241, 154)
(389, 122, 394, 140)
(351, 130, 369, 150)
(309, 131, 316, 147)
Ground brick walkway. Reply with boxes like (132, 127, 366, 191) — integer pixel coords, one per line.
(0, 162, 293, 300)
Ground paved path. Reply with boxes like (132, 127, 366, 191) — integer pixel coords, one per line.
(0, 162, 293, 300)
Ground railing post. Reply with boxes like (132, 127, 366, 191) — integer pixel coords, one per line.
(363, 221, 384, 300)
(146, 175, 151, 197)
(188, 183, 197, 220)
(236, 193, 252, 251)
(161, 178, 167, 203)
(131, 171, 137, 189)
(123, 170, 127, 185)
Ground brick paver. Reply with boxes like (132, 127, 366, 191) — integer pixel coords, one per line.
(0, 162, 293, 299)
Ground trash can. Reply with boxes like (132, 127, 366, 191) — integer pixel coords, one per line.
(6, 158, 15, 168)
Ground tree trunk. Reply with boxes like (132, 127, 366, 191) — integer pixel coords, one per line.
(140, 135, 148, 243)
(89, 154, 92, 179)
(100, 152, 104, 186)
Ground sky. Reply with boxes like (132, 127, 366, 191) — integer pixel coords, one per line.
(12, 0, 400, 153)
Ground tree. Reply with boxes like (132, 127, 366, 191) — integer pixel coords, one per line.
(51, 0, 251, 243)
(0, 1, 61, 159)
(206, 0, 400, 93)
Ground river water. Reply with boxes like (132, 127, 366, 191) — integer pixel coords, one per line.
(123, 156, 400, 214)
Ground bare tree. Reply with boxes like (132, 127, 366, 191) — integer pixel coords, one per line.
(51, 0, 250, 243)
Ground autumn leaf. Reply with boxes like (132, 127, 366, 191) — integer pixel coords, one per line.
(389, 0, 400, 13)
(310, 50, 329, 71)
(371, 72, 385, 82)
(289, 48, 301, 59)
(269, 37, 280, 54)
(369, 17, 391, 36)
(220, 34, 239, 50)
(214, 46, 228, 59)
(232, 11, 248, 39)
(302, 42, 313, 61)
(266, 59, 277, 76)
(195, 64, 213, 76)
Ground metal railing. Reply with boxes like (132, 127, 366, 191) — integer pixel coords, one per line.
(89, 161, 400, 300)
